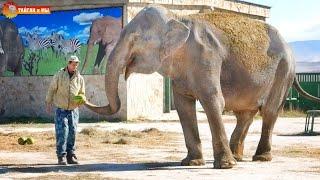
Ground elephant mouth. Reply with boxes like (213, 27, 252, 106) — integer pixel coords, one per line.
(124, 56, 135, 80)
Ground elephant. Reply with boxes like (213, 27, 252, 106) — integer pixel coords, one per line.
(0, 18, 24, 76)
(84, 5, 320, 169)
(81, 16, 122, 74)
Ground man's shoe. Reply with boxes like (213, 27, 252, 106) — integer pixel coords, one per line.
(67, 154, 79, 164)
(58, 156, 67, 165)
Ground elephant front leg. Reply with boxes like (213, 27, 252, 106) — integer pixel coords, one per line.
(92, 43, 106, 74)
(199, 90, 236, 169)
(173, 88, 205, 166)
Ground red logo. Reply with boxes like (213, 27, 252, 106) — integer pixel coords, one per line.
(2, 0, 51, 19)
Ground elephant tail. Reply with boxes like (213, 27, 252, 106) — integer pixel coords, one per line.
(292, 76, 320, 103)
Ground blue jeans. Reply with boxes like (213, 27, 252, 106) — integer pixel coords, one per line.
(54, 108, 79, 157)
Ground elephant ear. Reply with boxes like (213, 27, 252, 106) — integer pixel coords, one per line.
(160, 19, 190, 61)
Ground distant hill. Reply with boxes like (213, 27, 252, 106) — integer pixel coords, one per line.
(289, 40, 320, 72)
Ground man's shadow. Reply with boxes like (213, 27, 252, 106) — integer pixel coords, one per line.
(1, 161, 214, 174)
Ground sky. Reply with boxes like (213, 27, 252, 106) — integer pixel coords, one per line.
(244, 0, 320, 42)
(0, 7, 122, 44)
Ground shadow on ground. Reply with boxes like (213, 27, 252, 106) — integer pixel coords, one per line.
(278, 131, 320, 136)
(0, 161, 217, 174)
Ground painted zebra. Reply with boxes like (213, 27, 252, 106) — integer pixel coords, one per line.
(57, 38, 82, 57)
(48, 32, 64, 57)
(25, 33, 51, 57)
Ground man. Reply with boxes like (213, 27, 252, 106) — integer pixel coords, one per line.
(45, 55, 86, 165)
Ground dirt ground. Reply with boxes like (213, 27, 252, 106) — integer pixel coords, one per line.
(0, 113, 319, 179)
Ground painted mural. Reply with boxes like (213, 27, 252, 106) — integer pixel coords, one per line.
(0, 7, 122, 76)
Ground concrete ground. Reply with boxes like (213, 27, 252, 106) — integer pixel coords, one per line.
(0, 111, 319, 180)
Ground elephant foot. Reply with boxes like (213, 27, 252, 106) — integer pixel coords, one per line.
(214, 155, 237, 169)
(230, 143, 244, 162)
(233, 154, 243, 162)
(252, 152, 272, 161)
(181, 156, 205, 166)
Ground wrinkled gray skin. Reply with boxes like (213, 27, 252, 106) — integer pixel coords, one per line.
(0, 18, 24, 76)
(85, 5, 320, 169)
(81, 16, 121, 74)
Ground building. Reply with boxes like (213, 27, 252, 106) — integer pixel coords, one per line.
(0, 0, 270, 121)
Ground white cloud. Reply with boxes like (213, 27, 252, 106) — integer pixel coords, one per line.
(73, 12, 103, 25)
(19, 26, 49, 40)
(31, 26, 48, 34)
(18, 26, 49, 37)
(57, 30, 70, 37)
(18, 26, 69, 41)
(75, 26, 91, 43)
(18, 26, 29, 34)
(59, 26, 68, 30)
(76, 33, 89, 40)
(274, 15, 320, 42)
(83, 26, 90, 34)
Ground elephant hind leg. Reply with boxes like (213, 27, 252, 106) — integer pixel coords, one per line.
(252, 112, 278, 161)
(253, 59, 293, 161)
(230, 110, 257, 161)
(254, 96, 288, 161)
(13, 58, 22, 76)
(173, 87, 205, 166)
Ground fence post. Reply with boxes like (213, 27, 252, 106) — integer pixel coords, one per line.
(164, 77, 171, 113)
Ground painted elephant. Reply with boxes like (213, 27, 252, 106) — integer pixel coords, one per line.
(0, 18, 24, 76)
(81, 16, 122, 74)
(84, 5, 320, 169)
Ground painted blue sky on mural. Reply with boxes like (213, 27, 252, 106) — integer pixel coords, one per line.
(1, 7, 122, 44)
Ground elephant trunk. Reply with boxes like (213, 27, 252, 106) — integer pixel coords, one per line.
(81, 41, 94, 74)
(84, 39, 129, 115)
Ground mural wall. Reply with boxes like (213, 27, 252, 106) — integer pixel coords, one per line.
(0, 7, 122, 76)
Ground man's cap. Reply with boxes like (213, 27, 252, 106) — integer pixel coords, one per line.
(68, 55, 80, 63)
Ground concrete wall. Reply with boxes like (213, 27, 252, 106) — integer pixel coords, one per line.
(213, 0, 270, 19)
(0, 75, 127, 120)
(127, 0, 270, 20)
(0, 0, 270, 121)
(127, 73, 163, 120)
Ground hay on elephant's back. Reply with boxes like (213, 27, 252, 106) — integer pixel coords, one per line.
(188, 11, 272, 73)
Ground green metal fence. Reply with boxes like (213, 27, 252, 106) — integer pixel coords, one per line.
(285, 73, 320, 111)
(164, 73, 320, 113)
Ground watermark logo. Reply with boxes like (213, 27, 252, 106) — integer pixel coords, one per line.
(2, 0, 51, 19)
(2, 1, 18, 18)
